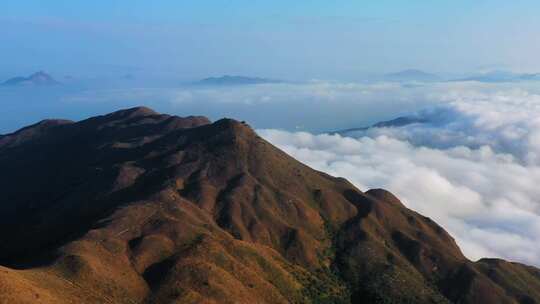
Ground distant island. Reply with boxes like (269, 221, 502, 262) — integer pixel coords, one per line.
(330, 115, 429, 135)
(1, 71, 60, 86)
(194, 75, 282, 86)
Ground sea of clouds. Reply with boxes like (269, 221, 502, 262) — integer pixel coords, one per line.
(257, 81, 540, 267)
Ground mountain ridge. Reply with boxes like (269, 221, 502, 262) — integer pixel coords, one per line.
(329, 115, 429, 135)
(0, 107, 539, 304)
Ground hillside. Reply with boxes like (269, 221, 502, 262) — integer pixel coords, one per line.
(0, 107, 539, 304)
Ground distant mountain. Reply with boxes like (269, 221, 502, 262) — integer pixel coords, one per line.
(1, 107, 539, 303)
(384, 69, 440, 82)
(195, 75, 282, 86)
(331, 115, 429, 135)
(518, 73, 540, 81)
(1, 71, 60, 86)
(454, 70, 540, 83)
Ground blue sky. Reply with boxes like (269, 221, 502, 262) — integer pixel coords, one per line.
(1, 1, 540, 80)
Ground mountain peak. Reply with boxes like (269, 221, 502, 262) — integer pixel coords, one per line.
(2, 71, 60, 86)
(366, 188, 403, 205)
(108, 106, 159, 118)
(212, 118, 252, 132)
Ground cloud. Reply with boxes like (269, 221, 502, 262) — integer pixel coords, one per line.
(356, 86, 540, 165)
(59, 81, 440, 132)
(258, 84, 540, 267)
(63, 81, 413, 105)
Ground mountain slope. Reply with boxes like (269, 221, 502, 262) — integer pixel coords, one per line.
(0, 107, 538, 304)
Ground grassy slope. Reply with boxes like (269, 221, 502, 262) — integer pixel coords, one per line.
(0, 108, 539, 304)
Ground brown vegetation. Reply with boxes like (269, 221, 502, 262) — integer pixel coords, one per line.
(0, 107, 538, 303)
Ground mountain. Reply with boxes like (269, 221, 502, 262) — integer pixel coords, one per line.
(195, 75, 282, 86)
(331, 115, 429, 135)
(518, 73, 540, 81)
(1, 107, 539, 304)
(1, 71, 60, 86)
(384, 69, 440, 82)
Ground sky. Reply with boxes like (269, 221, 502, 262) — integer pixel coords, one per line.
(2, 1, 540, 81)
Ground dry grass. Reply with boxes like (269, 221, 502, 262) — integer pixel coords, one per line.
(0, 107, 539, 304)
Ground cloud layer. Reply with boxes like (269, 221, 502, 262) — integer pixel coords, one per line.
(58, 81, 439, 132)
(356, 86, 540, 165)
(258, 83, 540, 267)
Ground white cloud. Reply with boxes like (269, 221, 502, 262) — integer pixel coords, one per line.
(258, 84, 540, 266)
(358, 83, 540, 165)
